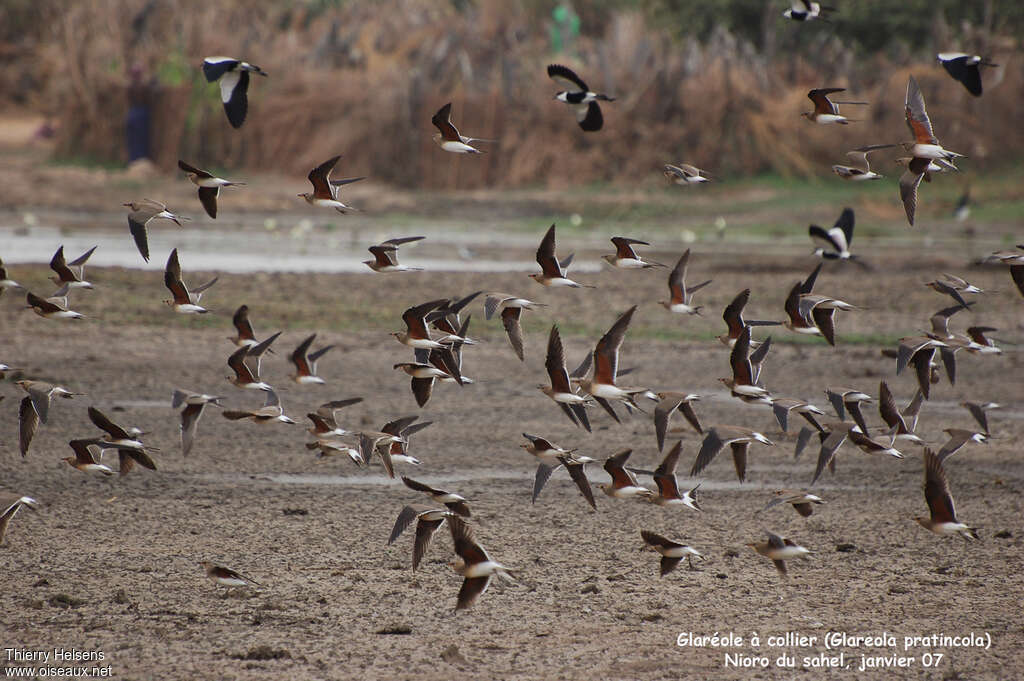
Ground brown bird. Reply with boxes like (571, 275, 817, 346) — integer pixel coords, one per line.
(431, 102, 488, 154)
(653, 391, 702, 451)
(602, 237, 663, 269)
(577, 306, 648, 422)
(178, 160, 246, 219)
(448, 516, 515, 610)
(388, 505, 455, 570)
(691, 426, 774, 482)
(297, 155, 365, 213)
(659, 249, 711, 315)
(63, 438, 114, 476)
(640, 530, 702, 575)
(402, 476, 471, 517)
(802, 88, 865, 124)
(718, 288, 779, 347)
(749, 532, 810, 576)
(26, 291, 83, 320)
(900, 76, 964, 226)
(538, 325, 592, 432)
(122, 199, 189, 262)
(530, 224, 592, 288)
(364, 236, 425, 273)
(391, 299, 450, 350)
(289, 333, 334, 385)
(227, 331, 281, 391)
(914, 449, 978, 540)
(650, 442, 701, 511)
(172, 390, 224, 456)
(760, 490, 825, 518)
(163, 248, 217, 314)
(484, 293, 546, 361)
(199, 561, 262, 591)
(49, 245, 97, 291)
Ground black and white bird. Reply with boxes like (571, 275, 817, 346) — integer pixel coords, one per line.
(937, 53, 998, 97)
(783, 0, 831, 22)
(547, 64, 614, 132)
(809, 207, 857, 261)
(201, 57, 268, 129)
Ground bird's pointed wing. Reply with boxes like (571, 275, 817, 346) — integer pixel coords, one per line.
(431, 102, 460, 141)
(905, 76, 938, 145)
(547, 64, 589, 92)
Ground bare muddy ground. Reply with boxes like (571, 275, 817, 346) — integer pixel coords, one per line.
(1, 246, 1022, 680)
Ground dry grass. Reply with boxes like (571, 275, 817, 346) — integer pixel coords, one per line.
(16, 0, 1024, 187)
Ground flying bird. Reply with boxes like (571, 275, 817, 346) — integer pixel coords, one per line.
(388, 505, 455, 570)
(448, 516, 515, 610)
(222, 389, 296, 425)
(900, 75, 965, 226)
(402, 476, 471, 517)
(364, 236, 425, 273)
(49, 245, 97, 291)
(831, 145, 894, 181)
(391, 299, 450, 350)
(163, 248, 217, 314)
(289, 333, 334, 385)
(298, 155, 365, 213)
(547, 64, 614, 132)
(660, 250, 711, 315)
(0, 495, 38, 546)
(0, 258, 23, 298)
(663, 164, 711, 185)
(691, 426, 774, 482)
(915, 449, 978, 540)
(484, 293, 546, 361)
(760, 490, 825, 518)
(783, 0, 830, 22)
(172, 390, 224, 456)
(809, 208, 858, 261)
(539, 325, 592, 432)
(431, 103, 489, 154)
(937, 53, 998, 97)
(26, 291, 83, 320)
(122, 199, 189, 261)
(749, 532, 810, 576)
(577, 306, 648, 422)
(653, 391, 703, 451)
(531, 224, 592, 288)
(201, 57, 267, 128)
(802, 88, 865, 124)
(598, 449, 655, 500)
(649, 442, 701, 511)
(227, 331, 281, 391)
(63, 438, 114, 476)
(199, 561, 262, 591)
(640, 530, 702, 575)
(177, 160, 246, 219)
(602, 237, 663, 269)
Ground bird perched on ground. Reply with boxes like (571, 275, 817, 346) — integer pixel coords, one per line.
(915, 449, 978, 540)
(363, 237, 425, 273)
(163, 248, 217, 314)
(937, 53, 998, 97)
(547, 64, 614, 132)
(831, 145, 894, 181)
(201, 57, 267, 128)
(177, 161, 246, 219)
(431, 103, 490, 154)
(122, 199, 189, 261)
(298, 155, 365, 213)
